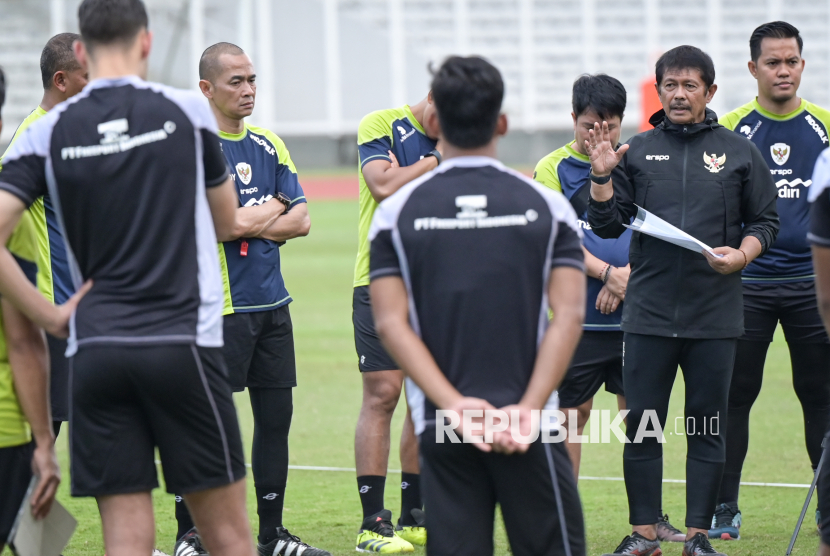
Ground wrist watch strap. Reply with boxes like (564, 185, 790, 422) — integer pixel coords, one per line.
(425, 149, 442, 165)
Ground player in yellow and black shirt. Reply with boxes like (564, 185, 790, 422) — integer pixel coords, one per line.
(353, 95, 442, 552)
(0, 68, 60, 551)
(0, 32, 88, 439)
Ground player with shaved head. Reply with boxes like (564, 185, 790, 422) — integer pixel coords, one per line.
(171, 42, 328, 556)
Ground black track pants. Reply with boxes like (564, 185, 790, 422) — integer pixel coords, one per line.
(719, 340, 830, 505)
(622, 333, 736, 529)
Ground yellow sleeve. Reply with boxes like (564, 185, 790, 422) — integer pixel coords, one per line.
(357, 109, 395, 146)
(263, 130, 298, 174)
(533, 155, 563, 193)
(7, 211, 38, 263)
(806, 102, 830, 134)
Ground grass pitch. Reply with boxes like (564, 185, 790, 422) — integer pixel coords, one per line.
(5, 199, 823, 556)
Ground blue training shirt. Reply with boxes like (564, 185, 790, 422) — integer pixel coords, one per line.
(721, 98, 830, 283)
(218, 124, 306, 314)
(534, 141, 632, 330)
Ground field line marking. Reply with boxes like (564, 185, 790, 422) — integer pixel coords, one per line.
(153, 461, 811, 488)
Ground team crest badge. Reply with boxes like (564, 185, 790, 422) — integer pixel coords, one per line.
(771, 143, 790, 166)
(703, 152, 726, 173)
(236, 162, 252, 185)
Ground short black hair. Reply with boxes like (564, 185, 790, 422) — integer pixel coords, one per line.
(572, 74, 626, 121)
(431, 56, 504, 149)
(655, 45, 715, 90)
(78, 0, 148, 52)
(750, 21, 803, 62)
(0, 66, 6, 121)
(200, 42, 246, 82)
(40, 33, 82, 89)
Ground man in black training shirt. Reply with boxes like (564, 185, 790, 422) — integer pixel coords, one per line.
(587, 46, 778, 556)
(0, 1, 256, 555)
(370, 56, 587, 556)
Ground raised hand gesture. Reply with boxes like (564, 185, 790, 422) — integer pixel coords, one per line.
(585, 121, 629, 177)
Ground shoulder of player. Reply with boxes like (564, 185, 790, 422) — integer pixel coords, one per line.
(132, 81, 216, 130)
(534, 145, 576, 192)
(718, 100, 756, 130)
(1, 108, 61, 164)
(803, 100, 830, 130)
(493, 163, 576, 220)
(244, 125, 296, 169)
(357, 107, 406, 144)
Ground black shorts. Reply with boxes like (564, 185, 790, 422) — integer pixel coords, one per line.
(742, 282, 829, 344)
(353, 286, 397, 372)
(47, 335, 69, 422)
(69, 344, 246, 497)
(419, 431, 585, 556)
(223, 305, 297, 392)
(0, 441, 33, 542)
(558, 331, 624, 408)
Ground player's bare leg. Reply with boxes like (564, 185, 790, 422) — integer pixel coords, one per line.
(400, 405, 419, 475)
(562, 399, 593, 479)
(356, 370, 404, 476)
(355, 370, 415, 552)
(97, 492, 155, 556)
(184, 479, 256, 556)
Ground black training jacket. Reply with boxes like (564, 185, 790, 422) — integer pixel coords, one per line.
(588, 109, 779, 339)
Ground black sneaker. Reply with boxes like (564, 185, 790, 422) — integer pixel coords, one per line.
(257, 527, 331, 556)
(601, 532, 662, 556)
(656, 513, 686, 542)
(683, 532, 726, 556)
(174, 528, 207, 556)
(708, 503, 741, 540)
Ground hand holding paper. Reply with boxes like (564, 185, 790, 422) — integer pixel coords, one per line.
(623, 206, 724, 258)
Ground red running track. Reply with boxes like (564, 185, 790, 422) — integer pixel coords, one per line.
(302, 177, 359, 200)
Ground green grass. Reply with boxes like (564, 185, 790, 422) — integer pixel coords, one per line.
(7, 199, 823, 556)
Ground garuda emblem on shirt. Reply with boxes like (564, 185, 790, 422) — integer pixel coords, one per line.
(771, 143, 790, 166)
(236, 162, 252, 185)
(703, 152, 726, 173)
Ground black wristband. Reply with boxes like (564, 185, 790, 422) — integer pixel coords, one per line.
(425, 149, 442, 165)
(590, 172, 612, 184)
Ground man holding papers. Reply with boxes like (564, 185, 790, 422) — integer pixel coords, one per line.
(587, 45, 779, 556)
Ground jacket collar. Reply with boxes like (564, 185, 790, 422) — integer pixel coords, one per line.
(648, 108, 721, 136)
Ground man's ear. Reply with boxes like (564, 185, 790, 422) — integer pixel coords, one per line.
(427, 89, 433, 103)
(425, 109, 440, 140)
(53, 71, 67, 94)
(495, 113, 508, 137)
(748, 60, 758, 79)
(140, 30, 153, 60)
(198, 79, 214, 99)
(706, 83, 718, 104)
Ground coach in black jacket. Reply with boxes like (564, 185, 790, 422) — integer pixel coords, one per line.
(588, 46, 778, 556)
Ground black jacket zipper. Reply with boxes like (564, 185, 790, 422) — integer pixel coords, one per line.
(672, 136, 689, 332)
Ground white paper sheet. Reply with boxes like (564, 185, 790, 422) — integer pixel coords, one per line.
(623, 205, 724, 258)
(8, 478, 77, 556)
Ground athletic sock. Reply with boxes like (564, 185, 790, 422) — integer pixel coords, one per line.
(399, 473, 422, 526)
(256, 484, 287, 544)
(175, 495, 195, 540)
(357, 475, 386, 519)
